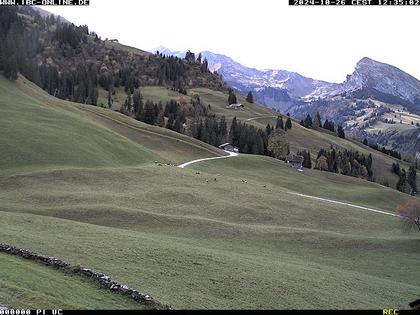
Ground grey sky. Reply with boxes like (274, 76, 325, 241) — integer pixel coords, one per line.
(41, 0, 420, 83)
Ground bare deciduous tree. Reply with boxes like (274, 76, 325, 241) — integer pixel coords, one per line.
(396, 200, 420, 233)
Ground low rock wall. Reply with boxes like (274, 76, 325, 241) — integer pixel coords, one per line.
(0, 243, 171, 310)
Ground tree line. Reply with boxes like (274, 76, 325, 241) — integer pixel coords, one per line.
(392, 162, 417, 195)
(300, 111, 345, 138)
(314, 147, 374, 181)
(363, 138, 402, 160)
(0, 7, 227, 106)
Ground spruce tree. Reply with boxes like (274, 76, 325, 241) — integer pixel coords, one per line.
(285, 117, 292, 130)
(166, 114, 174, 130)
(156, 102, 165, 127)
(276, 116, 284, 130)
(143, 100, 156, 125)
(337, 125, 345, 138)
(173, 117, 183, 133)
(228, 89, 237, 105)
(246, 91, 254, 103)
(229, 117, 239, 145)
(304, 114, 313, 128)
(201, 58, 209, 73)
(408, 166, 417, 194)
(133, 89, 143, 119)
(313, 112, 322, 129)
(265, 124, 272, 136)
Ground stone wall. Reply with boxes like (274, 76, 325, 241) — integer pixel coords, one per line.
(0, 243, 171, 310)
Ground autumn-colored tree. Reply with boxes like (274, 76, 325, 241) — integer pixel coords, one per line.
(315, 155, 328, 171)
(396, 200, 420, 232)
(267, 129, 289, 160)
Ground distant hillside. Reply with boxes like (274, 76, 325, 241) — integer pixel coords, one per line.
(153, 46, 420, 158)
(0, 7, 227, 107)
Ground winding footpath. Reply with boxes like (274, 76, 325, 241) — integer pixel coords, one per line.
(178, 150, 238, 168)
(287, 192, 404, 219)
(245, 115, 277, 122)
(178, 152, 403, 220)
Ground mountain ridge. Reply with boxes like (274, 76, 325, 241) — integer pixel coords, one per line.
(152, 46, 420, 156)
(151, 46, 420, 106)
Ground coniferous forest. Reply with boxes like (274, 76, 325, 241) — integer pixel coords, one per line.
(0, 7, 227, 106)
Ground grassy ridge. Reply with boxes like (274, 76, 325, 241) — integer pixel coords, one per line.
(77, 105, 225, 164)
(0, 253, 148, 309)
(0, 76, 156, 175)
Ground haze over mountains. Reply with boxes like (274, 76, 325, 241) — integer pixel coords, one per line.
(152, 46, 420, 156)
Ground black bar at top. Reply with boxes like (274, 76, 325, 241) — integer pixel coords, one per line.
(289, 0, 420, 5)
(0, 0, 89, 5)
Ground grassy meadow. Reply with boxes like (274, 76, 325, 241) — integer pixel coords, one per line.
(0, 253, 148, 309)
(0, 76, 419, 309)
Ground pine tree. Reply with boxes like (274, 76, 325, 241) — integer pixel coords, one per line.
(166, 114, 174, 130)
(185, 50, 195, 62)
(397, 169, 408, 193)
(123, 93, 132, 114)
(306, 151, 312, 168)
(246, 91, 254, 103)
(143, 100, 156, 125)
(285, 117, 292, 130)
(173, 117, 183, 133)
(228, 89, 237, 105)
(303, 114, 313, 128)
(133, 89, 143, 119)
(201, 58, 208, 73)
(407, 166, 417, 194)
(156, 102, 165, 127)
(337, 125, 345, 138)
(313, 112, 322, 129)
(298, 150, 312, 168)
(265, 124, 272, 136)
(276, 116, 284, 130)
(219, 116, 228, 140)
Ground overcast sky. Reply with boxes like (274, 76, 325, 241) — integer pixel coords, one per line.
(40, 0, 420, 83)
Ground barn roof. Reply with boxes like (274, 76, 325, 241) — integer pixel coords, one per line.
(286, 154, 304, 163)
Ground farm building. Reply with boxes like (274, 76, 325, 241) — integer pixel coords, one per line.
(286, 154, 304, 169)
(226, 103, 244, 110)
(218, 143, 239, 153)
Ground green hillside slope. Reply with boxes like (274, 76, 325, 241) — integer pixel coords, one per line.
(0, 77, 419, 309)
(0, 253, 148, 309)
(0, 76, 156, 175)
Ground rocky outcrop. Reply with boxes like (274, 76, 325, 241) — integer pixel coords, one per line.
(0, 243, 171, 310)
